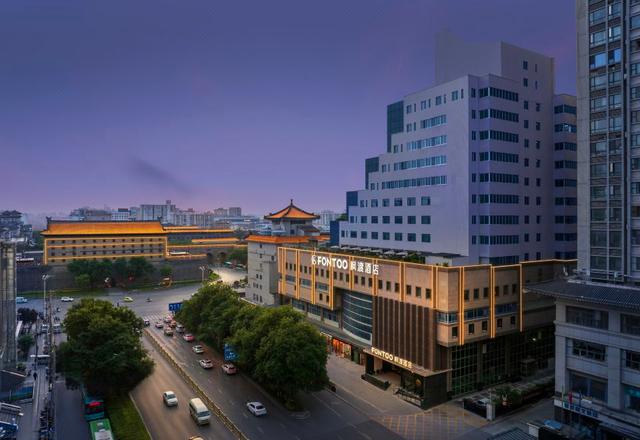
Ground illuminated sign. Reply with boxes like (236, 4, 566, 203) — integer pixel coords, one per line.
(371, 347, 413, 369)
(311, 254, 379, 275)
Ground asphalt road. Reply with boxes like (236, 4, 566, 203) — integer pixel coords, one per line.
(131, 337, 235, 440)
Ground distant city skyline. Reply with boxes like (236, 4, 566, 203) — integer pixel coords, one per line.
(1, 0, 575, 214)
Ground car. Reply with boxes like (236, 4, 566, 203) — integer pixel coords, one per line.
(176, 324, 185, 333)
(164, 327, 174, 336)
(16, 297, 28, 304)
(188, 437, 205, 440)
(162, 391, 178, 407)
(182, 333, 195, 342)
(192, 345, 204, 354)
(143, 319, 150, 327)
(123, 296, 133, 302)
(246, 401, 267, 416)
(155, 321, 164, 329)
(199, 359, 213, 369)
(221, 363, 237, 375)
(163, 315, 172, 323)
(170, 321, 177, 329)
(60, 296, 74, 302)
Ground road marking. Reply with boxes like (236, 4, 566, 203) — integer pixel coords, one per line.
(279, 422, 286, 429)
(312, 393, 342, 418)
(242, 412, 249, 419)
(358, 432, 372, 440)
(257, 426, 264, 435)
(217, 387, 223, 394)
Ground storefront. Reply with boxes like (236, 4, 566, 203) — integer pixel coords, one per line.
(321, 332, 365, 365)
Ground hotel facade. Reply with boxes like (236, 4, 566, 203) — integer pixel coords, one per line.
(278, 246, 574, 407)
(339, 31, 577, 265)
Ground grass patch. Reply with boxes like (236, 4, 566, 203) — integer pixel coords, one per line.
(106, 394, 151, 440)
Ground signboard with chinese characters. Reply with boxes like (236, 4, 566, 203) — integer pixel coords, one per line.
(371, 347, 413, 369)
(561, 401, 598, 419)
(168, 302, 183, 312)
(311, 254, 379, 275)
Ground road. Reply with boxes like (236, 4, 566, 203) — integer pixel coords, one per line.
(131, 337, 235, 440)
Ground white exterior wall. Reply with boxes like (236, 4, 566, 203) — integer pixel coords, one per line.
(246, 241, 279, 306)
(339, 35, 575, 265)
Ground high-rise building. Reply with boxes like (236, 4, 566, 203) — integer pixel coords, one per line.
(314, 210, 340, 231)
(339, 31, 577, 265)
(228, 207, 242, 217)
(214, 208, 228, 217)
(577, 1, 637, 283)
(111, 208, 132, 221)
(139, 200, 177, 224)
(0, 242, 17, 373)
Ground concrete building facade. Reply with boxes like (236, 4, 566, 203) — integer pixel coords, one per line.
(577, 0, 640, 283)
(339, 31, 577, 265)
(0, 242, 17, 371)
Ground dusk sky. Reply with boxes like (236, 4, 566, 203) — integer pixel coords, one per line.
(1, 0, 576, 216)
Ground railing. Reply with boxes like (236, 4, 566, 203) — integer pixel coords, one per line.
(144, 329, 248, 440)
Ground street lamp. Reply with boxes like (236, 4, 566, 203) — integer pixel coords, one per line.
(199, 266, 207, 284)
(42, 274, 51, 316)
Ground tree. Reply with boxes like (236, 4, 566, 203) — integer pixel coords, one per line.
(17, 334, 34, 355)
(160, 265, 172, 278)
(128, 257, 154, 282)
(228, 247, 248, 265)
(208, 272, 221, 283)
(17, 308, 38, 323)
(254, 320, 329, 406)
(57, 299, 153, 396)
(75, 274, 91, 290)
(111, 259, 130, 285)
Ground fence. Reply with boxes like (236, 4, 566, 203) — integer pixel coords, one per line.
(143, 329, 248, 440)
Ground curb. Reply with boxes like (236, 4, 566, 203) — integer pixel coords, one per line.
(144, 329, 248, 440)
(128, 391, 153, 440)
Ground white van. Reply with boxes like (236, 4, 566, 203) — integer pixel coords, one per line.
(188, 398, 211, 425)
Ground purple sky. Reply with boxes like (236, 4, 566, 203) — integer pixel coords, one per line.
(1, 0, 576, 216)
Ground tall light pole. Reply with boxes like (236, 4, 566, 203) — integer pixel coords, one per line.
(199, 266, 207, 284)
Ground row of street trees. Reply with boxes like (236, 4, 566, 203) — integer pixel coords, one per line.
(57, 299, 154, 396)
(176, 284, 328, 409)
(67, 257, 155, 289)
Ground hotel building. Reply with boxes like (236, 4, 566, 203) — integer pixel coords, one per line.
(41, 220, 243, 266)
(339, 31, 577, 265)
(278, 246, 574, 407)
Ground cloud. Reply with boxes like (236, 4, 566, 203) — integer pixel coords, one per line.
(128, 157, 193, 195)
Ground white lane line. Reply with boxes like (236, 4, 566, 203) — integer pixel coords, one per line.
(358, 432, 372, 440)
(242, 412, 249, 419)
(257, 426, 265, 435)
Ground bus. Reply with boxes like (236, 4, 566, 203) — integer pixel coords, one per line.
(81, 388, 106, 421)
(89, 418, 114, 440)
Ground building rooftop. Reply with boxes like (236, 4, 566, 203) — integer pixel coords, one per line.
(264, 200, 319, 221)
(41, 220, 166, 236)
(526, 278, 640, 312)
(246, 235, 329, 244)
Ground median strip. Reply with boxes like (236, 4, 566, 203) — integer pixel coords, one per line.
(144, 328, 248, 440)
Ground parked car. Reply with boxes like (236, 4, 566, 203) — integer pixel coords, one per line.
(143, 319, 150, 327)
(182, 333, 195, 342)
(155, 321, 164, 329)
(246, 401, 267, 416)
(221, 363, 237, 375)
(199, 359, 213, 369)
(16, 297, 28, 304)
(123, 296, 133, 302)
(162, 391, 178, 407)
(192, 345, 204, 354)
(60, 296, 74, 302)
(164, 327, 174, 336)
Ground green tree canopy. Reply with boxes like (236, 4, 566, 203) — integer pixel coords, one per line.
(57, 299, 153, 396)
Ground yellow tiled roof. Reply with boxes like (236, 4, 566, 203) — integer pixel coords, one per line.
(264, 200, 319, 220)
(42, 221, 165, 236)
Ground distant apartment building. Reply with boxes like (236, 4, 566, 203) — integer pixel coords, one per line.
(245, 202, 327, 306)
(577, 0, 640, 284)
(0, 211, 31, 242)
(0, 242, 17, 372)
(138, 200, 177, 224)
(314, 210, 340, 231)
(69, 207, 112, 222)
(339, 31, 577, 265)
(214, 208, 228, 217)
(111, 208, 132, 221)
(228, 207, 242, 217)
(529, 279, 640, 439)
(41, 220, 241, 266)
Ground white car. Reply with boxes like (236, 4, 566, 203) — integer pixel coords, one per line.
(199, 359, 214, 369)
(246, 401, 267, 416)
(192, 345, 204, 354)
(60, 296, 74, 302)
(16, 297, 28, 304)
(162, 391, 178, 407)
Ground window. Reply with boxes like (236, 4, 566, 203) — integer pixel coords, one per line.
(407, 233, 416, 242)
(421, 215, 431, 224)
(468, 323, 475, 334)
(567, 306, 608, 329)
(621, 314, 640, 336)
(394, 233, 402, 241)
(522, 60, 528, 70)
(624, 350, 640, 371)
(569, 371, 607, 402)
(394, 198, 403, 207)
(407, 197, 416, 206)
(452, 326, 458, 338)
(382, 216, 390, 224)
(421, 234, 431, 243)
(464, 289, 469, 301)
(421, 196, 431, 206)
(394, 216, 403, 224)
(571, 340, 606, 362)
(408, 216, 416, 224)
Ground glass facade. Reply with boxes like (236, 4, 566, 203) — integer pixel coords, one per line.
(341, 290, 373, 342)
